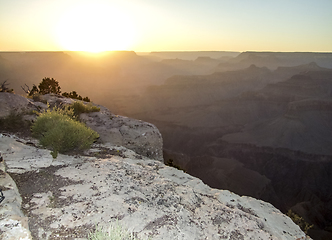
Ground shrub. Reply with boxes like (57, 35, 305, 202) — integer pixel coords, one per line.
(31, 93, 47, 104)
(68, 101, 100, 119)
(62, 91, 91, 102)
(23, 78, 93, 102)
(165, 159, 186, 172)
(286, 210, 313, 234)
(31, 107, 99, 158)
(0, 111, 31, 133)
(88, 221, 142, 240)
(83, 96, 91, 102)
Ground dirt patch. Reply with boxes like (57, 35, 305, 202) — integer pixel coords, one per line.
(9, 165, 81, 200)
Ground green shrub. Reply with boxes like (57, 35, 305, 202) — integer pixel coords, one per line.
(40, 104, 77, 120)
(31, 107, 99, 158)
(68, 101, 100, 119)
(0, 111, 31, 133)
(88, 221, 142, 240)
(286, 210, 313, 234)
(165, 159, 186, 172)
(28, 92, 47, 104)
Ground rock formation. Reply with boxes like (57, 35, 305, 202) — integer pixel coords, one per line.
(0, 92, 309, 239)
(0, 93, 163, 161)
(0, 134, 309, 240)
(0, 92, 39, 118)
(41, 94, 163, 161)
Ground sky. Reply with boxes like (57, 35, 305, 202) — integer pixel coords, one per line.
(1, 0, 332, 52)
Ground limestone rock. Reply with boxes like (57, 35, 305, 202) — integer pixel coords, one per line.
(0, 92, 38, 118)
(0, 134, 310, 240)
(80, 105, 163, 161)
(0, 158, 31, 240)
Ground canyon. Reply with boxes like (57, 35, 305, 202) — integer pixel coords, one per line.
(1, 51, 332, 239)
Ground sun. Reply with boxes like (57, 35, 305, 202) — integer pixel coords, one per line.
(56, 3, 136, 53)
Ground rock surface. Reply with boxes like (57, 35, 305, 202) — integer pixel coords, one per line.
(0, 157, 32, 240)
(80, 107, 163, 161)
(0, 134, 309, 240)
(0, 92, 38, 118)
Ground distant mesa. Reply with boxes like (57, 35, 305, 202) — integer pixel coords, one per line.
(149, 51, 240, 60)
(194, 56, 219, 63)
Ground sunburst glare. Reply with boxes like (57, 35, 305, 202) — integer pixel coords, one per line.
(56, 3, 136, 53)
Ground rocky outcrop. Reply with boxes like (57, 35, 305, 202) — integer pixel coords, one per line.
(0, 92, 39, 118)
(0, 93, 163, 161)
(0, 134, 309, 240)
(80, 107, 163, 161)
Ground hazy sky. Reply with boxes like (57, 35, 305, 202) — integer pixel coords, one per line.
(1, 0, 331, 52)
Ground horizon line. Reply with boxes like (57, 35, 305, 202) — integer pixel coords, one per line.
(1, 50, 332, 54)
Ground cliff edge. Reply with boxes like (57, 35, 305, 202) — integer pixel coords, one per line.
(0, 93, 309, 239)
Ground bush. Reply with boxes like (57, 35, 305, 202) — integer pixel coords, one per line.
(62, 91, 91, 102)
(68, 101, 100, 119)
(31, 107, 99, 158)
(31, 93, 47, 104)
(24, 78, 93, 102)
(88, 221, 141, 240)
(0, 112, 31, 133)
(165, 159, 186, 172)
(287, 210, 313, 234)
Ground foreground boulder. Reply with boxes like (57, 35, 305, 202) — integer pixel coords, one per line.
(0, 134, 310, 240)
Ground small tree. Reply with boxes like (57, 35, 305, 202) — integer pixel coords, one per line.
(38, 77, 61, 95)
